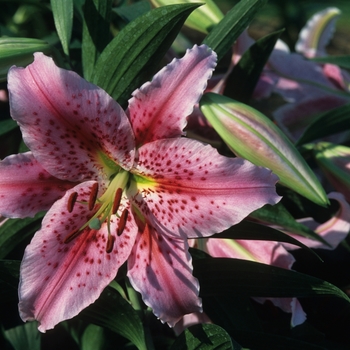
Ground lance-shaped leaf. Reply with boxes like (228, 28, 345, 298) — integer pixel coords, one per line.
(203, 0, 268, 61)
(80, 286, 147, 350)
(50, 0, 73, 56)
(170, 323, 235, 350)
(311, 55, 350, 69)
(150, 0, 224, 34)
(295, 103, 350, 146)
(200, 93, 329, 206)
(194, 258, 350, 302)
(314, 142, 350, 202)
(0, 38, 51, 82)
(82, 0, 113, 81)
(91, 3, 200, 106)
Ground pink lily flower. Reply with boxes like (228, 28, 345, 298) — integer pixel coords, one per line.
(2, 46, 280, 332)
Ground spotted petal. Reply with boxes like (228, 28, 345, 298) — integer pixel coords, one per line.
(127, 223, 202, 326)
(0, 152, 74, 218)
(8, 53, 135, 181)
(19, 182, 138, 332)
(133, 137, 280, 238)
(127, 45, 217, 146)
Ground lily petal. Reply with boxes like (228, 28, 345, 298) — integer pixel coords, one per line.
(284, 192, 350, 250)
(127, 223, 201, 326)
(127, 45, 217, 146)
(133, 137, 280, 238)
(0, 152, 74, 218)
(19, 182, 138, 332)
(295, 7, 341, 58)
(8, 53, 135, 181)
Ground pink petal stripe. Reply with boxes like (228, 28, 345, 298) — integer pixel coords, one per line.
(127, 45, 217, 146)
(127, 223, 202, 326)
(133, 138, 280, 238)
(19, 182, 138, 332)
(8, 53, 135, 181)
(0, 152, 74, 218)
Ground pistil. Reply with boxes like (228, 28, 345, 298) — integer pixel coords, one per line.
(63, 170, 130, 248)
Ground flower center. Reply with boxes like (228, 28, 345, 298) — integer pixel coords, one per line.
(64, 169, 130, 253)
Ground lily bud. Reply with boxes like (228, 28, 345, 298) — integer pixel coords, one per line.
(314, 142, 350, 202)
(200, 93, 329, 206)
(149, 0, 223, 33)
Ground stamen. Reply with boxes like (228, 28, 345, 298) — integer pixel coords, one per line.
(67, 192, 78, 213)
(88, 183, 99, 210)
(112, 188, 123, 214)
(64, 228, 84, 244)
(106, 234, 115, 253)
(117, 209, 129, 236)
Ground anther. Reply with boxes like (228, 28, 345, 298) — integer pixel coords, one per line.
(106, 235, 115, 253)
(88, 183, 99, 210)
(117, 209, 129, 236)
(67, 192, 78, 213)
(112, 188, 123, 214)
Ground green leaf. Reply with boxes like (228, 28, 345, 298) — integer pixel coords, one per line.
(311, 55, 350, 69)
(0, 37, 51, 82)
(4, 321, 41, 350)
(82, 0, 113, 81)
(150, 0, 224, 34)
(250, 202, 329, 246)
(91, 3, 200, 106)
(0, 260, 20, 302)
(296, 103, 350, 146)
(194, 258, 350, 302)
(224, 29, 283, 103)
(81, 324, 105, 350)
(170, 323, 235, 350)
(80, 286, 147, 350)
(203, 0, 268, 61)
(113, 1, 151, 24)
(50, 0, 74, 56)
(0, 212, 45, 259)
(0, 119, 18, 137)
